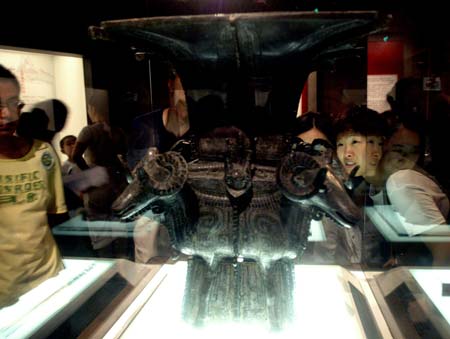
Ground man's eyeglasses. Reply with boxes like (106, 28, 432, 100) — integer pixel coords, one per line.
(0, 99, 25, 112)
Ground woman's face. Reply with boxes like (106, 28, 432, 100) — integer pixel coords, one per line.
(0, 80, 22, 136)
(365, 135, 384, 177)
(380, 125, 420, 175)
(336, 132, 383, 177)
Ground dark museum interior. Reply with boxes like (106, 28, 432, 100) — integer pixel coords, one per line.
(1, 1, 450, 338)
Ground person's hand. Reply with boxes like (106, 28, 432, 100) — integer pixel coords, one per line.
(382, 256, 398, 268)
(63, 166, 109, 193)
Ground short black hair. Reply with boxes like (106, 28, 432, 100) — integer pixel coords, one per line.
(335, 105, 388, 138)
(293, 111, 335, 144)
(0, 64, 20, 91)
(59, 135, 76, 149)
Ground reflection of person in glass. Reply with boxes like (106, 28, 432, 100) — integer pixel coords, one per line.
(126, 66, 190, 262)
(377, 114, 449, 265)
(0, 64, 67, 307)
(127, 65, 190, 171)
(295, 112, 362, 266)
(335, 106, 388, 267)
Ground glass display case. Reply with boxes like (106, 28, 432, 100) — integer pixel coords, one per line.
(0, 258, 161, 338)
(368, 267, 450, 339)
(1, 3, 450, 339)
(107, 262, 387, 339)
(3, 258, 450, 339)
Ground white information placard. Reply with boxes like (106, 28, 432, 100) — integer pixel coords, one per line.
(367, 74, 397, 113)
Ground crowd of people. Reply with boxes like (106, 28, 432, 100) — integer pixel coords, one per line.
(294, 105, 449, 268)
(1, 59, 450, 307)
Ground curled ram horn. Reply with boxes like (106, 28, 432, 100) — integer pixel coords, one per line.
(143, 151, 189, 196)
(111, 151, 188, 220)
(277, 151, 326, 202)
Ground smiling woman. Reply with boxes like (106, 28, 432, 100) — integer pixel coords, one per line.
(316, 106, 391, 267)
(335, 106, 388, 180)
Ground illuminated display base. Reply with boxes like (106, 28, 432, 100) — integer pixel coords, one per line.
(107, 263, 384, 339)
(3, 258, 450, 338)
(369, 267, 450, 338)
(0, 258, 159, 339)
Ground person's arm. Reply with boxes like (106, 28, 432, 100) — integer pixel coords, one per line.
(72, 140, 89, 170)
(45, 142, 70, 226)
(386, 170, 447, 226)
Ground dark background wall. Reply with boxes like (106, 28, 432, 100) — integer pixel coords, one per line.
(1, 0, 448, 128)
(1, 1, 446, 55)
